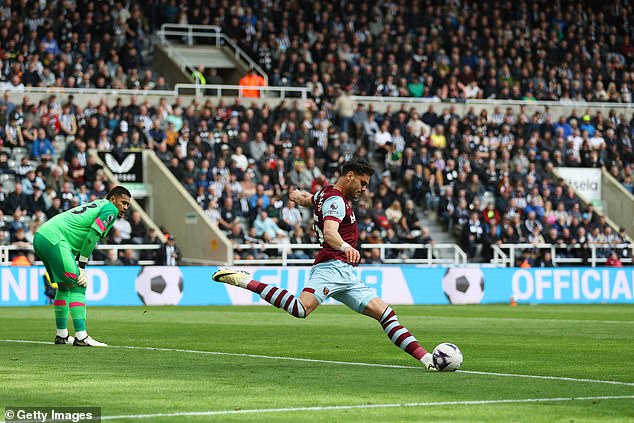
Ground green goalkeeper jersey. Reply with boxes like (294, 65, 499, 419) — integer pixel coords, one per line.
(37, 199, 119, 255)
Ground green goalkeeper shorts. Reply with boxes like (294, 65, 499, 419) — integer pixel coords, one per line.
(33, 232, 80, 288)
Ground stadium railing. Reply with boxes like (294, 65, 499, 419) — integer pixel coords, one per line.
(491, 243, 633, 267)
(9, 86, 632, 114)
(173, 83, 309, 99)
(0, 244, 161, 266)
(156, 23, 268, 85)
(232, 243, 468, 266)
(6, 82, 309, 103)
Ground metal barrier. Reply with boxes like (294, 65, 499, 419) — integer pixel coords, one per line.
(491, 243, 633, 267)
(158, 23, 221, 46)
(157, 23, 268, 85)
(173, 83, 309, 99)
(0, 244, 161, 266)
(9, 87, 632, 112)
(232, 243, 467, 266)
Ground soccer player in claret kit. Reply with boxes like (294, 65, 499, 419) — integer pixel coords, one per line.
(213, 159, 436, 370)
(33, 186, 131, 347)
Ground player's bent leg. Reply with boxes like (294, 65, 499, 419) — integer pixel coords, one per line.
(362, 298, 435, 371)
(68, 284, 87, 339)
(65, 284, 106, 347)
(34, 234, 75, 345)
(53, 285, 74, 345)
(213, 268, 314, 318)
(298, 290, 319, 317)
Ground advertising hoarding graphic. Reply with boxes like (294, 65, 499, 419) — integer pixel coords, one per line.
(1, 266, 632, 306)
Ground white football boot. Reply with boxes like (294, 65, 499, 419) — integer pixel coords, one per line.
(73, 336, 108, 347)
(421, 353, 437, 371)
(212, 269, 251, 288)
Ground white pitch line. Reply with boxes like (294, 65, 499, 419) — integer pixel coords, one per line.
(2, 339, 634, 387)
(94, 395, 634, 420)
(415, 315, 634, 325)
(2, 396, 633, 423)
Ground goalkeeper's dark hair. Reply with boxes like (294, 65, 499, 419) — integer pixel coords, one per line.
(341, 159, 375, 177)
(107, 186, 132, 200)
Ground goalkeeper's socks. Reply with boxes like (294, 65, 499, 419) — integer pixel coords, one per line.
(53, 290, 70, 330)
(246, 280, 306, 318)
(75, 330, 87, 340)
(56, 329, 69, 338)
(68, 291, 87, 332)
(379, 306, 427, 360)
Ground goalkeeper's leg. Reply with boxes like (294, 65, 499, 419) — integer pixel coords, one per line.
(69, 283, 87, 339)
(53, 285, 73, 344)
(67, 281, 107, 347)
(33, 234, 74, 345)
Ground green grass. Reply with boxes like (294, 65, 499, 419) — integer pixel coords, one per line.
(1, 305, 633, 422)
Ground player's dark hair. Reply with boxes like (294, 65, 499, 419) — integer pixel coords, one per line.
(107, 186, 131, 200)
(341, 159, 375, 177)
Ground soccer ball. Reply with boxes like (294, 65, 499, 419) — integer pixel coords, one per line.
(433, 342, 463, 372)
(442, 268, 484, 304)
(135, 266, 184, 306)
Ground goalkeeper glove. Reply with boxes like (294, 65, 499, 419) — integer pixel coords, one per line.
(77, 256, 88, 287)
(76, 267, 87, 287)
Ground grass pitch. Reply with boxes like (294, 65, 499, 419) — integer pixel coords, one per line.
(1, 304, 633, 422)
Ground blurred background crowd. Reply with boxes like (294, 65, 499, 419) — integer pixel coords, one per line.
(0, 0, 632, 266)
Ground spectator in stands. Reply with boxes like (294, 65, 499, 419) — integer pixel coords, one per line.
(31, 128, 55, 159)
(121, 249, 139, 266)
(288, 226, 311, 260)
(157, 235, 180, 266)
(6, 183, 29, 215)
(253, 210, 288, 243)
(606, 250, 623, 267)
(462, 212, 484, 259)
(104, 249, 124, 266)
(280, 199, 302, 232)
(239, 68, 266, 98)
(288, 159, 313, 190)
(129, 211, 147, 244)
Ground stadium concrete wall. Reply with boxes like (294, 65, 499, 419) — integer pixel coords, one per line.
(601, 169, 634, 241)
(143, 150, 232, 264)
(2, 266, 633, 306)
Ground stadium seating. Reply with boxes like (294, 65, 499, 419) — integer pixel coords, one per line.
(0, 1, 631, 267)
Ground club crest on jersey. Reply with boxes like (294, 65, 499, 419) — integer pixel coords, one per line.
(105, 215, 115, 224)
(323, 287, 329, 295)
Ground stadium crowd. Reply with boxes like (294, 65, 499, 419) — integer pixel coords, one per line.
(200, 0, 631, 102)
(0, 0, 632, 267)
(1, 88, 632, 266)
(0, 0, 631, 105)
(0, 0, 169, 92)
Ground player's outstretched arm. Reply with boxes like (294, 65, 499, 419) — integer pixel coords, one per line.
(289, 188, 313, 208)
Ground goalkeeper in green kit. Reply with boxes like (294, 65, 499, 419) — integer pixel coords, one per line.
(33, 186, 131, 347)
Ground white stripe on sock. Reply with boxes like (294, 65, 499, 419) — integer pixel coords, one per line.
(269, 288, 283, 304)
(399, 336, 417, 350)
(383, 321, 400, 335)
(278, 292, 292, 308)
(260, 286, 274, 299)
(390, 328, 408, 343)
